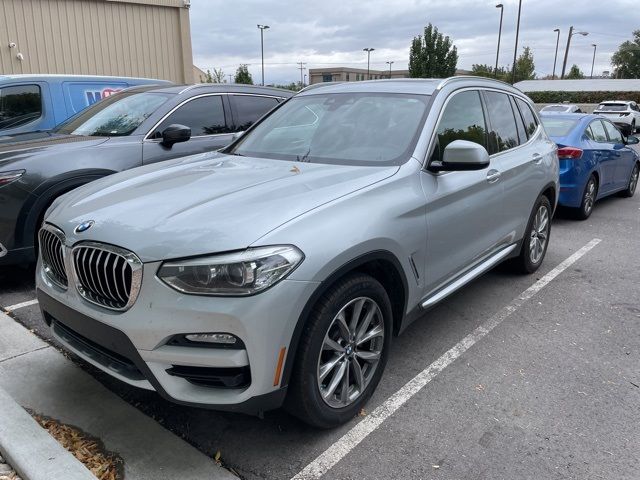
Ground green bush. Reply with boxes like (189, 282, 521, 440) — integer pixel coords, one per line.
(526, 91, 640, 104)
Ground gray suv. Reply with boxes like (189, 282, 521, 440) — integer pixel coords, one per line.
(36, 77, 559, 428)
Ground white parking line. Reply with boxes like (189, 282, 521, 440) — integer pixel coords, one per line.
(291, 238, 602, 480)
(4, 299, 39, 312)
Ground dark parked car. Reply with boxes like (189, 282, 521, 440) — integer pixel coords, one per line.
(0, 84, 293, 265)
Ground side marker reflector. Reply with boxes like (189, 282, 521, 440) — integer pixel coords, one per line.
(273, 347, 286, 387)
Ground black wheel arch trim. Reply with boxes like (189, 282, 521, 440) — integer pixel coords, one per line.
(280, 250, 409, 389)
(15, 169, 116, 254)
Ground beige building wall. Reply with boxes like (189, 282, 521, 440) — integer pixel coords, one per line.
(0, 0, 193, 83)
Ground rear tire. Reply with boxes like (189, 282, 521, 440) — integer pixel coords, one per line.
(619, 163, 639, 198)
(285, 273, 392, 428)
(574, 174, 597, 220)
(512, 195, 552, 274)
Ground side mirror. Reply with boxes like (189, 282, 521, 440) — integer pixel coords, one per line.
(432, 140, 490, 172)
(160, 124, 191, 148)
(625, 135, 639, 145)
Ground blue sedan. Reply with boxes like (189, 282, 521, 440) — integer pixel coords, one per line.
(541, 113, 640, 219)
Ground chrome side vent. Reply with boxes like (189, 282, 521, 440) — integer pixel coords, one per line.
(72, 242, 142, 311)
(39, 225, 68, 289)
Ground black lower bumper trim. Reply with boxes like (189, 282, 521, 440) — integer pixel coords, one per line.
(36, 289, 287, 414)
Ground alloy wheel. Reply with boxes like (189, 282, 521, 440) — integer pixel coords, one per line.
(583, 179, 596, 215)
(630, 165, 639, 195)
(529, 205, 549, 265)
(317, 297, 385, 409)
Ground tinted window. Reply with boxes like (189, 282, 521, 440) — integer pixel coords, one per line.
(431, 90, 487, 163)
(597, 103, 627, 112)
(157, 95, 227, 136)
(0, 85, 42, 129)
(231, 93, 429, 166)
(602, 121, 624, 143)
(515, 97, 538, 137)
(540, 117, 580, 137)
(541, 105, 570, 112)
(233, 95, 279, 131)
(587, 121, 608, 142)
(484, 91, 519, 153)
(56, 91, 169, 136)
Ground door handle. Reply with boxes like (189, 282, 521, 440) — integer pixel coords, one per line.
(486, 169, 501, 183)
(532, 153, 543, 164)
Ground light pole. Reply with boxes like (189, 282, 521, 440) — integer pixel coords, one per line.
(363, 48, 375, 80)
(561, 26, 588, 79)
(495, 4, 504, 78)
(552, 28, 560, 78)
(297, 61, 306, 87)
(257, 24, 270, 86)
(590, 44, 597, 79)
(386, 60, 394, 79)
(511, 0, 522, 84)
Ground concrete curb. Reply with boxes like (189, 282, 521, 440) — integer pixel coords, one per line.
(0, 385, 96, 480)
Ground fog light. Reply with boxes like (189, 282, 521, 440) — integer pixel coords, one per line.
(185, 333, 238, 345)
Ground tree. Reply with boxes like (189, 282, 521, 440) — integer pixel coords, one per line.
(513, 46, 535, 83)
(200, 68, 225, 83)
(611, 30, 640, 78)
(471, 64, 510, 82)
(409, 23, 458, 78)
(234, 64, 254, 84)
(566, 64, 585, 79)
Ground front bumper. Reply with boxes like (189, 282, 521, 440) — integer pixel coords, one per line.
(36, 259, 319, 413)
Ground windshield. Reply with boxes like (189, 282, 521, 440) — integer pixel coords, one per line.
(597, 103, 628, 112)
(542, 105, 570, 112)
(541, 117, 580, 137)
(229, 92, 430, 166)
(54, 91, 170, 136)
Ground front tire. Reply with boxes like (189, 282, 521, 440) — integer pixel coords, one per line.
(575, 174, 597, 220)
(285, 274, 392, 428)
(619, 162, 639, 198)
(513, 195, 552, 274)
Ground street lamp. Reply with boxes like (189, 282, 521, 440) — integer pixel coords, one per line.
(257, 24, 270, 86)
(386, 60, 394, 79)
(363, 48, 375, 80)
(495, 4, 504, 78)
(552, 28, 560, 79)
(511, 0, 522, 84)
(590, 44, 597, 79)
(560, 26, 588, 79)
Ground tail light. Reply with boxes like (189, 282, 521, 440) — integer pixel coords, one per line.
(557, 147, 583, 160)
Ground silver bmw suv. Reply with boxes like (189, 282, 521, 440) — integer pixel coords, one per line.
(36, 77, 558, 428)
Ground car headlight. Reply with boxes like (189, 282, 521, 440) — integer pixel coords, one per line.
(0, 169, 25, 187)
(157, 245, 304, 296)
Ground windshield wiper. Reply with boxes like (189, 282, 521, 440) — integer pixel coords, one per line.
(297, 148, 311, 162)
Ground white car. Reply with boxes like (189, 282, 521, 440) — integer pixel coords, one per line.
(594, 101, 640, 135)
(540, 104, 584, 114)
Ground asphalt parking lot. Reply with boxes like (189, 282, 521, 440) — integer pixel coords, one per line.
(1, 184, 639, 479)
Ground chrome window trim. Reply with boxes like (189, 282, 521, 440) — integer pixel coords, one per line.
(422, 86, 541, 172)
(39, 223, 68, 291)
(143, 93, 284, 142)
(70, 241, 143, 312)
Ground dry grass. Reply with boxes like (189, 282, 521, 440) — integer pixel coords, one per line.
(31, 413, 123, 480)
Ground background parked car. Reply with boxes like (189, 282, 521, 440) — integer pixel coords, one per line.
(36, 77, 558, 427)
(0, 74, 172, 137)
(540, 113, 639, 219)
(0, 83, 293, 266)
(594, 100, 640, 135)
(540, 104, 584, 114)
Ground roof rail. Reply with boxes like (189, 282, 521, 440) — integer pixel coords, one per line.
(299, 81, 344, 93)
(436, 75, 517, 91)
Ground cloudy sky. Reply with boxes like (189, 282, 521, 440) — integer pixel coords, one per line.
(190, 0, 636, 84)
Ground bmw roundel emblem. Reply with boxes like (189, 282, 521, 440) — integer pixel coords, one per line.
(74, 220, 95, 234)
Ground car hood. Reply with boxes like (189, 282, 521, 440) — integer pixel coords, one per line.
(0, 132, 109, 168)
(48, 153, 399, 262)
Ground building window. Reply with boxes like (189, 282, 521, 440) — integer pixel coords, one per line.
(346, 73, 350, 81)
(322, 74, 333, 83)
